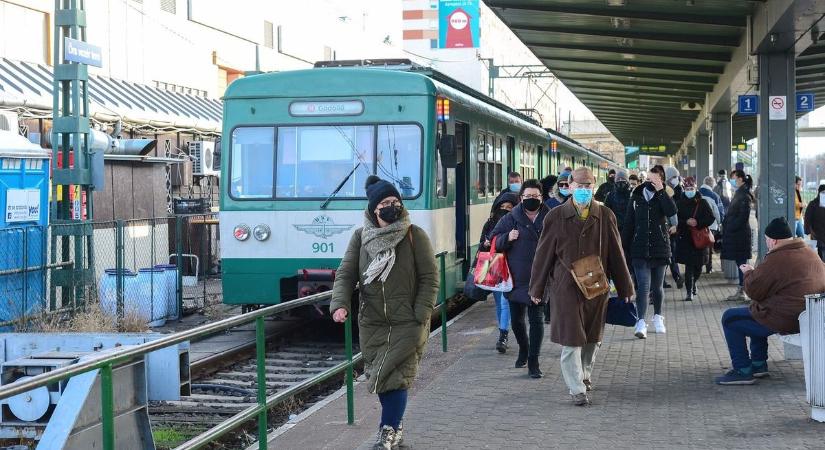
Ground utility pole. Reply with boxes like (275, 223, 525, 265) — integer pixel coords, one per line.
(50, 0, 97, 309)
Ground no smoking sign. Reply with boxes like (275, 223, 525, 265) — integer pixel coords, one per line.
(769, 95, 787, 120)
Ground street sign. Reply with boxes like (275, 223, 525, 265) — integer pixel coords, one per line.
(738, 95, 758, 115)
(64, 37, 102, 67)
(769, 95, 787, 120)
(797, 92, 815, 113)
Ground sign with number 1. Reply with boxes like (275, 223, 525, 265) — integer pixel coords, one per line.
(738, 95, 758, 115)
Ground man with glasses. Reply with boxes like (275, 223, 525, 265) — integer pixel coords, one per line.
(545, 173, 572, 209)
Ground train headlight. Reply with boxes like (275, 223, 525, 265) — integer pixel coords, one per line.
(253, 224, 271, 241)
(233, 224, 251, 241)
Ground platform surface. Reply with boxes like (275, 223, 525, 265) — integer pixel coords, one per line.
(268, 266, 825, 449)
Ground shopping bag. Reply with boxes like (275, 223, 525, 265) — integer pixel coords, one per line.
(473, 236, 513, 292)
(463, 265, 489, 301)
(605, 297, 638, 327)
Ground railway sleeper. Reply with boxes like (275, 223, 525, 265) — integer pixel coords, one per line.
(236, 363, 332, 373)
(217, 371, 309, 382)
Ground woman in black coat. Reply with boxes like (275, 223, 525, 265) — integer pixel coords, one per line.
(721, 170, 754, 301)
(621, 165, 677, 339)
(490, 179, 549, 378)
(675, 177, 715, 302)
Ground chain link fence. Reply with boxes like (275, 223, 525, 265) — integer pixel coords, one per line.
(0, 214, 220, 330)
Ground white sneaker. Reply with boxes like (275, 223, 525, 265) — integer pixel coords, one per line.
(634, 319, 647, 339)
(652, 314, 666, 334)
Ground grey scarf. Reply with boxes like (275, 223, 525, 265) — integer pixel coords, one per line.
(361, 210, 411, 284)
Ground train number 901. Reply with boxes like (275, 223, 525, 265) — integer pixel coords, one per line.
(312, 242, 335, 253)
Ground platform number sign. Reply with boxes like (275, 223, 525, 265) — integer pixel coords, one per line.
(797, 93, 815, 113)
(738, 95, 758, 116)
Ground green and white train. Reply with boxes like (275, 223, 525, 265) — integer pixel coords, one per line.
(220, 61, 620, 310)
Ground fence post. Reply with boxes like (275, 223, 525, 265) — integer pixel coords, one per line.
(115, 220, 125, 329)
(175, 216, 183, 320)
(345, 314, 355, 425)
(101, 363, 115, 450)
(255, 316, 268, 450)
(439, 254, 448, 352)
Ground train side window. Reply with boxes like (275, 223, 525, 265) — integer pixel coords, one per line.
(486, 132, 495, 196)
(230, 127, 275, 199)
(477, 131, 486, 197)
(494, 136, 503, 193)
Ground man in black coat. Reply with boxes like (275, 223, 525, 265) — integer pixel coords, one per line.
(605, 169, 631, 234)
(594, 169, 616, 202)
(804, 184, 825, 262)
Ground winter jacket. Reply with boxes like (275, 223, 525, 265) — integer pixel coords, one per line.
(703, 194, 721, 232)
(700, 185, 725, 220)
(528, 201, 634, 347)
(478, 193, 519, 252)
(744, 239, 825, 334)
(544, 193, 567, 210)
(804, 196, 825, 245)
(490, 203, 550, 305)
(493, 187, 520, 207)
(721, 185, 753, 261)
(675, 192, 715, 267)
(621, 183, 678, 264)
(605, 185, 631, 234)
(330, 213, 439, 394)
(594, 180, 614, 202)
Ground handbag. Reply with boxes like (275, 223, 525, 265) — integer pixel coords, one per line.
(473, 236, 513, 292)
(463, 259, 489, 301)
(559, 221, 610, 300)
(605, 297, 638, 327)
(689, 203, 715, 250)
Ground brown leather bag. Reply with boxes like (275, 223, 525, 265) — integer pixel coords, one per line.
(560, 222, 610, 300)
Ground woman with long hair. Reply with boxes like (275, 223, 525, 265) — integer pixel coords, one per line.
(721, 170, 754, 302)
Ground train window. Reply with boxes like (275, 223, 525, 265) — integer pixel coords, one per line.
(477, 132, 487, 197)
(275, 125, 374, 198)
(377, 124, 422, 197)
(230, 127, 275, 199)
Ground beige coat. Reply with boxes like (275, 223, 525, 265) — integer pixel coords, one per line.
(529, 201, 634, 347)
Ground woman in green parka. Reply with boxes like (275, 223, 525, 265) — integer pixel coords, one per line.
(331, 175, 439, 450)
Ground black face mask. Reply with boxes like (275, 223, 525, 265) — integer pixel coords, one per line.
(522, 198, 542, 212)
(378, 205, 403, 224)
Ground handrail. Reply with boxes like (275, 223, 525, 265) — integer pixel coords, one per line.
(0, 250, 459, 450)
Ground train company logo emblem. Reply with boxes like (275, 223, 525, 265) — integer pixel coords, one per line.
(293, 215, 354, 239)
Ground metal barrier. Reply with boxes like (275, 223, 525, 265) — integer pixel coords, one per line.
(0, 250, 459, 450)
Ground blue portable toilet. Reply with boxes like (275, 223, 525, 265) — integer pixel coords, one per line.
(0, 131, 51, 324)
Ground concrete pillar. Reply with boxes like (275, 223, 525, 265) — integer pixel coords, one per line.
(696, 132, 710, 182)
(757, 50, 795, 260)
(687, 146, 696, 178)
(712, 113, 732, 176)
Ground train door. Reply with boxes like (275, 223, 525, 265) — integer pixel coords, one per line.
(454, 122, 470, 263)
(506, 136, 516, 174)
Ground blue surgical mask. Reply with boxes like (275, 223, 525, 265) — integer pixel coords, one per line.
(685, 190, 696, 199)
(509, 183, 522, 192)
(729, 179, 737, 188)
(573, 188, 593, 205)
(559, 188, 570, 197)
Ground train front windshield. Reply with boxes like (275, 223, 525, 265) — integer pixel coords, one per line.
(230, 124, 422, 200)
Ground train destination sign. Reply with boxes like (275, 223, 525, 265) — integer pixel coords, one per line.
(289, 100, 364, 117)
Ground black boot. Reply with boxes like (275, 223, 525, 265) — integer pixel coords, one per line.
(515, 348, 527, 368)
(684, 278, 693, 301)
(528, 356, 543, 378)
(496, 330, 508, 354)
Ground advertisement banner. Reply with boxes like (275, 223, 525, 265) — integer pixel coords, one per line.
(438, 0, 480, 49)
(6, 189, 40, 223)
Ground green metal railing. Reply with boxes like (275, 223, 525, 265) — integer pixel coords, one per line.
(0, 251, 460, 450)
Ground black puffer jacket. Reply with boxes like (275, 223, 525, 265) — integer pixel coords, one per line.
(605, 185, 631, 234)
(675, 192, 715, 267)
(491, 203, 549, 305)
(621, 183, 678, 263)
(721, 185, 753, 261)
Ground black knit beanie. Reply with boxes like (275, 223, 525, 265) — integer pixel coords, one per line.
(365, 175, 402, 214)
(765, 217, 792, 240)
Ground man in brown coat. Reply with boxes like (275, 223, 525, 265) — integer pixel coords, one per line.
(529, 167, 634, 406)
(715, 217, 825, 385)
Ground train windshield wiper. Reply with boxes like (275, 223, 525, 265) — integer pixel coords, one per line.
(320, 162, 362, 210)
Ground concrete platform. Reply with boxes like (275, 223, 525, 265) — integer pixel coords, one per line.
(267, 268, 825, 449)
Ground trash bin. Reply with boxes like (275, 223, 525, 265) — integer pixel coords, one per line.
(801, 293, 825, 423)
(137, 267, 167, 327)
(154, 263, 178, 320)
(0, 132, 50, 324)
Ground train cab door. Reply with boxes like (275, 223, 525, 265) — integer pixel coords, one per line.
(454, 122, 470, 265)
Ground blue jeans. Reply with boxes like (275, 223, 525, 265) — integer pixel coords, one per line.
(721, 307, 775, 370)
(795, 220, 805, 238)
(493, 291, 510, 331)
(632, 259, 666, 319)
(736, 258, 748, 286)
(378, 389, 408, 429)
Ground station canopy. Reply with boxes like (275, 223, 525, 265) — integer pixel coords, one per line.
(487, 0, 825, 153)
(0, 58, 222, 134)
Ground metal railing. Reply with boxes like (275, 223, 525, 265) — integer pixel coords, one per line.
(0, 251, 459, 450)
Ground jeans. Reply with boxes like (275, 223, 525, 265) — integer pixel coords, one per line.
(493, 291, 510, 332)
(735, 258, 748, 286)
(378, 389, 408, 429)
(632, 259, 666, 319)
(721, 307, 775, 370)
(508, 301, 544, 358)
(560, 343, 599, 395)
(683, 263, 702, 295)
(795, 220, 805, 238)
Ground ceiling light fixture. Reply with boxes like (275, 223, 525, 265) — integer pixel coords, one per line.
(616, 37, 634, 47)
(607, 0, 626, 6)
(621, 53, 636, 60)
(625, 65, 637, 72)
(611, 17, 631, 29)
